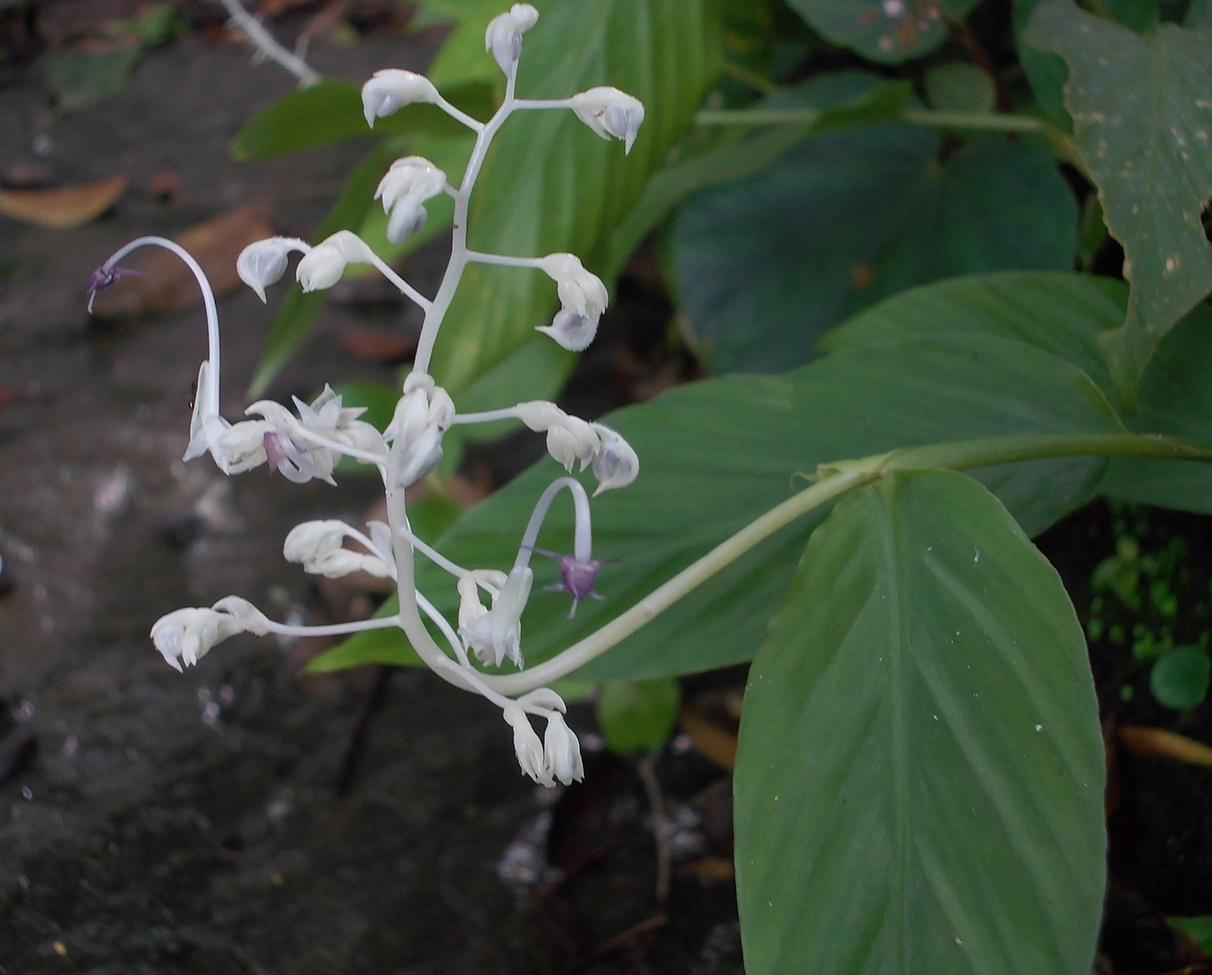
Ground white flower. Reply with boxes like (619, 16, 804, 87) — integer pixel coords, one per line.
(485, 3, 539, 75)
(375, 157, 448, 245)
(295, 231, 376, 293)
(515, 400, 601, 472)
(589, 423, 639, 494)
(384, 373, 455, 488)
(243, 385, 386, 485)
(569, 86, 645, 154)
(543, 711, 584, 785)
(283, 520, 392, 579)
(503, 703, 552, 787)
(184, 359, 219, 462)
(536, 253, 608, 351)
(456, 569, 508, 634)
(151, 596, 269, 672)
(236, 237, 307, 302)
(361, 69, 440, 127)
(460, 565, 533, 668)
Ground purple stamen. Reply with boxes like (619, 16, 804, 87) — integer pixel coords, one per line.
(529, 547, 614, 619)
(86, 265, 148, 312)
(263, 431, 319, 483)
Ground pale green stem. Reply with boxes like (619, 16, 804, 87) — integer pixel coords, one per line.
(695, 106, 1054, 136)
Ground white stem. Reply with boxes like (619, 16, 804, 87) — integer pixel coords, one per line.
(464, 250, 544, 269)
(396, 521, 466, 578)
(364, 252, 432, 311)
(517, 476, 592, 568)
(97, 235, 222, 418)
(434, 96, 485, 133)
(218, 0, 322, 88)
(290, 427, 389, 471)
(416, 590, 472, 671)
(511, 98, 573, 110)
(263, 614, 401, 638)
(452, 406, 521, 426)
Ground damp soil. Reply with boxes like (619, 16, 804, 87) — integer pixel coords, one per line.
(1, 13, 1211, 975)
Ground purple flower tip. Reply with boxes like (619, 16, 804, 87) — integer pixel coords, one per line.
(87, 265, 146, 296)
(530, 547, 615, 619)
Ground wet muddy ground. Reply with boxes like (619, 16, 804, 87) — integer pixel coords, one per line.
(0, 19, 739, 975)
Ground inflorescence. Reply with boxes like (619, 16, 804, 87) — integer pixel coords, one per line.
(88, 4, 643, 788)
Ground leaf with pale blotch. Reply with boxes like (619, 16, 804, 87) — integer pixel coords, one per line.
(1026, 1, 1212, 404)
(786, 0, 981, 64)
(735, 470, 1105, 975)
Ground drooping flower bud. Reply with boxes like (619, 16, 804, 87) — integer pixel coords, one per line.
(457, 570, 509, 635)
(485, 4, 539, 75)
(569, 86, 645, 154)
(515, 400, 602, 472)
(361, 69, 441, 128)
(384, 373, 456, 488)
(236, 237, 307, 302)
(589, 423, 639, 494)
(543, 711, 584, 784)
(530, 547, 609, 618)
(502, 703, 552, 787)
(460, 565, 533, 668)
(375, 157, 448, 245)
(150, 596, 269, 672)
(295, 231, 376, 293)
(283, 520, 393, 579)
(536, 253, 608, 351)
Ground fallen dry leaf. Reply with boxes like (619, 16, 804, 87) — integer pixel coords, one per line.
(89, 202, 274, 317)
(0, 174, 128, 229)
(1118, 725, 1212, 766)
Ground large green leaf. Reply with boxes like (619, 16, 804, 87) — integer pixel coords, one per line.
(230, 80, 496, 160)
(425, 0, 722, 395)
(1026, 1, 1212, 402)
(312, 333, 1123, 677)
(785, 0, 982, 63)
(671, 74, 1077, 374)
(1012, 0, 1071, 127)
(734, 469, 1105, 975)
(820, 271, 1212, 514)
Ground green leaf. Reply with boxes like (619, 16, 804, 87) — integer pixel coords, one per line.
(1106, 0, 1160, 31)
(1189, 0, 1212, 27)
(48, 44, 140, 112)
(230, 79, 495, 160)
(338, 334, 1123, 679)
(596, 678, 681, 754)
(609, 79, 912, 269)
(1013, 0, 1072, 127)
(735, 470, 1105, 975)
(785, 0, 981, 63)
(425, 0, 722, 396)
(672, 75, 1078, 373)
(1025, 2, 1212, 403)
(924, 62, 995, 114)
(1150, 645, 1211, 708)
(1169, 914, 1212, 952)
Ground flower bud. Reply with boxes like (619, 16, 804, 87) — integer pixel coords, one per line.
(537, 253, 608, 350)
(485, 4, 539, 74)
(236, 237, 306, 302)
(569, 86, 645, 154)
(361, 69, 440, 127)
(375, 157, 448, 245)
(150, 597, 268, 672)
(543, 711, 584, 785)
(460, 565, 533, 668)
(503, 703, 552, 787)
(295, 231, 375, 293)
(589, 423, 639, 494)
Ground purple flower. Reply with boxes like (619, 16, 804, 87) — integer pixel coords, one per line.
(529, 547, 614, 619)
(86, 265, 147, 311)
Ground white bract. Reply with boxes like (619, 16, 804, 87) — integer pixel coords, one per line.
(485, 3, 539, 74)
(570, 86, 645, 154)
(361, 69, 440, 126)
(92, 4, 645, 788)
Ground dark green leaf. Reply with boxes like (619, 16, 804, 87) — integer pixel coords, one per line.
(1014, 0, 1072, 126)
(230, 80, 496, 160)
(673, 75, 1077, 373)
(1150, 645, 1211, 708)
(1169, 915, 1212, 952)
(49, 44, 140, 112)
(1189, 0, 1212, 27)
(785, 0, 981, 63)
(1026, 2, 1212, 403)
(609, 79, 912, 269)
(334, 333, 1122, 679)
(735, 469, 1105, 975)
(596, 678, 681, 754)
(1107, 0, 1161, 31)
(924, 62, 995, 113)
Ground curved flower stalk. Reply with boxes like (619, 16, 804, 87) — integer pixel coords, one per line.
(90, 4, 647, 789)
